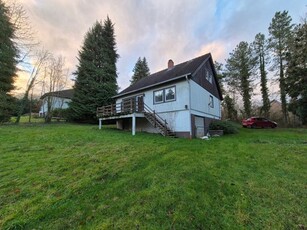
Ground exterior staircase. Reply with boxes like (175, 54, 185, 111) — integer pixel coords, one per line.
(143, 104, 176, 137)
(97, 98, 176, 138)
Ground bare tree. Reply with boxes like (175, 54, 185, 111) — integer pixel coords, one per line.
(5, 0, 38, 63)
(42, 56, 69, 123)
(15, 49, 50, 123)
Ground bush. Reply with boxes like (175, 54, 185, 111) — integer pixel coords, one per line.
(51, 108, 70, 120)
(209, 120, 239, 134)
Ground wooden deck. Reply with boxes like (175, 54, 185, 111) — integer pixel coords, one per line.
(97, 98, 175, 137)
(97, 98, 144, 117)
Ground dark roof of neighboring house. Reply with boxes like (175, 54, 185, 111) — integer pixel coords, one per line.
(114, 53, 211, 98)
(40, 89, 74, 100)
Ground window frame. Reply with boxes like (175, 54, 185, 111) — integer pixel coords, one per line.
(164, 86, 176, 102)
(153, 89, 164, 104)
(153, 85, 176, 104)
(206, 68, 213, 84)
(209, 95, 214, 108)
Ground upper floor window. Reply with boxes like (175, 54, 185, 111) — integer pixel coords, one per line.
(154, 90, 163, 104)
(209, 95, 214, 108)
(165, 86, 176, 102)
(153, 86, 176, 104)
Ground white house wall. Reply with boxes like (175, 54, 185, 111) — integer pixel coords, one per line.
(39, 97, 71, 116)
(116, 81, 191, 133)
(190, 81, 221, 119)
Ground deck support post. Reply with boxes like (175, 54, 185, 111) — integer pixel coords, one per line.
(132, 113, 136, 136)
(99, 118, 102, 130)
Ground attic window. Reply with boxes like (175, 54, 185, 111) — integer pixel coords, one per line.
(206, 69, 213, 84)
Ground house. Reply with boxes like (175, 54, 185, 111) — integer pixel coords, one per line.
(97, 53, 223, 138)
(39, 89, 74, 117)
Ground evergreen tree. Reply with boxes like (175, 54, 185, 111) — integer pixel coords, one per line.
(0, 0, 18, 122)
(225, 41, 257, 117)
(286, 20, 307, 124)
(214, 61, 225, 95)
(268, 11, 293, 124)
(70, 17, 118, 122)
(222, 95, 238, 120)
(253, 33, 270, 117)
(130, 57, 150, 85)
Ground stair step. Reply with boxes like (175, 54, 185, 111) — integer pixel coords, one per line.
(144, 111, 176, 138)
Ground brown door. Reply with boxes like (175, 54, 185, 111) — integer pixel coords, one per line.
(136, 96, 144, 112)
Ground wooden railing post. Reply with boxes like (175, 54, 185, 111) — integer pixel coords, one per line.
(130, 99, 133, 113)
(164, 120, 167, 136)
(153, 110, 156, 127)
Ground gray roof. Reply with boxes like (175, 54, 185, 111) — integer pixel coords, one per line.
(115, 53, 211, 98)
(40, 89, 74, 100)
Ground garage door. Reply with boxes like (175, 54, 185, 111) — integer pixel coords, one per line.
(195, 116, 204, 138)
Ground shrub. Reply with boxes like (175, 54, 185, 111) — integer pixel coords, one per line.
(51, 108, 70, 119)
(209, 120, 239, 134)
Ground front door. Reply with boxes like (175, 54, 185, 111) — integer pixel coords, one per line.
(136, 96, 144, 112)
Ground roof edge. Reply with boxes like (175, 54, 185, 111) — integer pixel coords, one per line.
(113, 73, 191, 99)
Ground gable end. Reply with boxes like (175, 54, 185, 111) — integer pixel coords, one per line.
(191, 57, 223, 100)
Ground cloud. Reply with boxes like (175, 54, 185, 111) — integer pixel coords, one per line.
(196, 41, 227, 62)
(9, 0, 307, 95)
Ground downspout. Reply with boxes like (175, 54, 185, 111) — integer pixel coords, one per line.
(186, 75, 192, 138)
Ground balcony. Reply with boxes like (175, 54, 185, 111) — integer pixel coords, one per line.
(96, 98, 175, 137)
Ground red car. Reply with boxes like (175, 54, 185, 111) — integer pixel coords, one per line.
(242, 117, 277, 128)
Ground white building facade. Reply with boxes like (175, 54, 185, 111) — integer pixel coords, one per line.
(99, 53, 223, 138)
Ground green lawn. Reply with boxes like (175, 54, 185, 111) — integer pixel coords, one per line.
(0, 124, 306, 229)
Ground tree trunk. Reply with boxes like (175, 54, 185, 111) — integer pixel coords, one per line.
(279, 60, 288, 124)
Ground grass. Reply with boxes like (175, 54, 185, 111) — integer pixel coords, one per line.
(9, 116, 45, 124)
(0, 123, 306, 229)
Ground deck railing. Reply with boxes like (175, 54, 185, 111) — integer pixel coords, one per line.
(97, 98, 142, 117)
(97, 98, 175, 137)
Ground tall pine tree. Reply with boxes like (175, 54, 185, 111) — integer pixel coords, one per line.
(0, 0, 18, 122)
(268, 11, 293, 124)
(253, 33, 270, 118)
(130, 57, 150, 85)
(225, 41, 257, 118)
(286, 20, 307, 125)
(70, 17, 118, 122)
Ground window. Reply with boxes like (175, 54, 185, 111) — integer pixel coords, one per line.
(153, 86, 176, 104)
(206, 68, 213, 84)
(165, 87, 175, 102)
(154, 90, 163, 103)
(209, 95, 214, 108)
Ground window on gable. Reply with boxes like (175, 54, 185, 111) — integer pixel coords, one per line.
(165, 86, 175, 102)
(209, 95, 214, 108)
(206, 68, 213, 84)
(154, 90, 163, 103)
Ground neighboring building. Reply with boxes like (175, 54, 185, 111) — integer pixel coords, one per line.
(97, 53, 223, 138)
(39, 89, 73, 117)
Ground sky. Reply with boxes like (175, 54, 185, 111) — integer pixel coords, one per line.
(11, 0, 307, 97)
